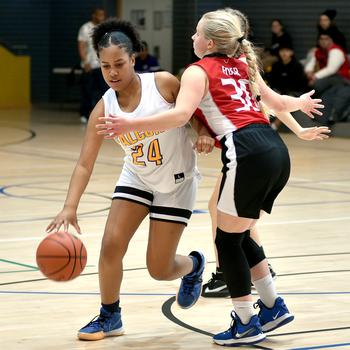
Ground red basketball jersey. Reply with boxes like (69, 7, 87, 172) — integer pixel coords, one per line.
(192, 56, 269, 140)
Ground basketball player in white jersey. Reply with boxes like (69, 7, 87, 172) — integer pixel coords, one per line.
(46, 19, 205, 341)
(96, 9, 326, 346)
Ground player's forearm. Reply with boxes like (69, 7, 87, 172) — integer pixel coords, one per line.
(260, 75, 307, 113)
(275, 112, 303, 136)
(276, 94, 307, 113)
(133, 108, 191, 131)
(190, 117, 212, 137)
(63, 164, 93, 210)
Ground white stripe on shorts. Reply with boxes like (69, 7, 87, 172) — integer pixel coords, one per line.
(112, 192, 152, 207)
(217, 135, 239, 216)
(150, 212, 189, 225)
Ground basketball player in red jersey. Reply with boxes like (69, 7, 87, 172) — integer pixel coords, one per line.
(196, 8, 329, 300)
(97, 9, 325, 346)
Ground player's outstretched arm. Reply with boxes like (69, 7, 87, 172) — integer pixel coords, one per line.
(274, 111, 330, 141)
(258, 74, 324, 118)
(96, 65, 207, 137)
(46, 99, 105, 234)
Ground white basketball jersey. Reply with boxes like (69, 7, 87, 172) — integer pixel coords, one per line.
(103, 73, 199, 193)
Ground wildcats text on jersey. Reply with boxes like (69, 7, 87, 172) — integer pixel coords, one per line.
(117, 130, 165, 147)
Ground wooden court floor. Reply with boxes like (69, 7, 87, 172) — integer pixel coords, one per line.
(0, 107, 349, 350)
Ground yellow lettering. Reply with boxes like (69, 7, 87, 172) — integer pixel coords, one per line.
(134, 131, 146, 141)
(125, 133, 138, 145)
(118, 135, 130, 146)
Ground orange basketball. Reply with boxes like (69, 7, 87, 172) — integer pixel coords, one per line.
(36, 231, 87, 281)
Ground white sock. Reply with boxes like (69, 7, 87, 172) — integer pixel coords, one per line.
(253, 274, 278, 308)
(232, 300, 255, 325)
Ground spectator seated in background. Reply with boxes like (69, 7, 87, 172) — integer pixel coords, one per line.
(303, 9, 347, 68)
(304, 29, 350, 125)
(261, 19, 293, 73)
(134, 41, 161, 73)
(318, 9, 347, 52)
(266, 44, 308, 130)
(266, 44, 308, 96)
(269, 19, 293, 57)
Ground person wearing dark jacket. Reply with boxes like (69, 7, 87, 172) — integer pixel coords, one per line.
(267, 44, 308, 96)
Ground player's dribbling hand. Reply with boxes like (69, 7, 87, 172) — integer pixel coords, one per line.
(299, 90, 324, 119)
(46, 207, 81, 234)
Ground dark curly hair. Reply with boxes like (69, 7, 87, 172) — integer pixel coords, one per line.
(92, 18, 142, 56)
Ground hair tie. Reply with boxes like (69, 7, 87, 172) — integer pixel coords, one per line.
(237, 36, 244, 43)
(256, 95, 261, 102)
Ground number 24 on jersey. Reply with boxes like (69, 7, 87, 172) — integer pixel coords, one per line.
(131, 139, 163, 166)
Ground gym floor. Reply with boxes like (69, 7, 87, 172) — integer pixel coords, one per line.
(1, 107, 349, 349)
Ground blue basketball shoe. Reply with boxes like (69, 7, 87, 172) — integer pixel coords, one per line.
(77, 306, 124, 341)
(256, 297, 294, 332)
(213, 311, 266, 346)
(177, 251, 205, 309)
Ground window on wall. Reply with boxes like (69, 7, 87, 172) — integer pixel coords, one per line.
(154, 45, 160, 59)
(153, 10, 172, 30)
(131, 10, 146, 30)
(163, 10, 172, 28)
(153, 11, 162, 30)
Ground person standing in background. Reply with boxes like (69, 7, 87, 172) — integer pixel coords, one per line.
(135, 41, 161, 73)
(78, 7, 108, 123)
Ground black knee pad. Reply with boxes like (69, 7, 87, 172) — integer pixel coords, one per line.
(215, 227, 246, 248)
(242, 230, 266, 268)
(215, 228, 251, 298)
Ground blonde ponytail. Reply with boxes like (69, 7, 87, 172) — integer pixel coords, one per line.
(240, 39, 270, 118)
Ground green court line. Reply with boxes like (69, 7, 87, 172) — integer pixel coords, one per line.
(0, 258, 38, 270)
(0, 269, 38, 274)
(0, 259, 95, 274)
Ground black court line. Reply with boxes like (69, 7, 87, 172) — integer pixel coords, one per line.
(0, 266, 146, 286)
(0, 127, 36, 147)
(288, 136, 350, 154)
(204, 252, 350, 264)
(0, 171, 120, 180)
(1, 148, 123, 167)
(162, 296, 350, 349)
(289, 343, 350, 350)
(288, 178, 350, 185)
(162, 296, 274, 349)
(3, 180, 350, 215)
(267, 252, 350, 260)
(268, 326, 350, 338)
(272, 269, 350, 278)
(1, 266, 349, 287)
(288, 183, 350, 196)
(0, 206, 110, 224)
(1, 182, 111, 201)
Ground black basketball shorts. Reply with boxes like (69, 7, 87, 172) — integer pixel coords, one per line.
(218, 124, 291, 219)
